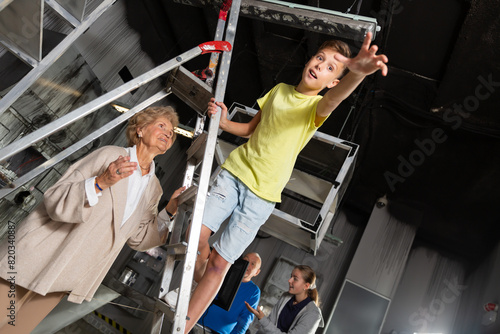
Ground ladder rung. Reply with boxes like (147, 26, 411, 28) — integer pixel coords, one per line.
(164, 242, 188, 255)
(103, 277, 156, 311)
(154, 299, 176, 319)
(177, 184, 199, 207)
(186, 131, 208, 162)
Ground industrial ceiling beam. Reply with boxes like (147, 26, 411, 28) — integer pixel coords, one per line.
(171, 0, 379, 41)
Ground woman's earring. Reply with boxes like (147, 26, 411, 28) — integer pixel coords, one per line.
(138, 133, 142, 138)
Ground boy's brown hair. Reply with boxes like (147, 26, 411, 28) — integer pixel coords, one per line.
(318, 40, 352, 78)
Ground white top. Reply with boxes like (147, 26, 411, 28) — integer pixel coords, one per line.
(84, 146, 169, 227)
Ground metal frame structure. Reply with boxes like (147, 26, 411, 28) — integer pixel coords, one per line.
(0, 42, 230, 162)
(0, 90, 169, 199)
(0, 0, 117, 117)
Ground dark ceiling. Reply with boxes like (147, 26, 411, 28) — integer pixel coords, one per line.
(125, 0, 500, 268)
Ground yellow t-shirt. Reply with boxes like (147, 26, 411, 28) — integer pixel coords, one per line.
(222, 83, 328, 202)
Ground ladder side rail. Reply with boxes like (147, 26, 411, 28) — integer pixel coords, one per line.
(155, 154, 197, 304)
(153, 151, 201, 307)
(171, 1, 241, 333)
(0, 90, 170, 200)
(194, 0, 231, 136)
(0, 0, 117, 117)
(204, 0, 231, 88)
(156, 133, 204, 290)
(0, 43, 213, 162)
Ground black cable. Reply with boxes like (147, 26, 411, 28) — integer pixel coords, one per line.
(346, 0, 364, 15)
(380, 0, 396, 53)
(355, 0, 364, 15)
(345, 0, 359, 14)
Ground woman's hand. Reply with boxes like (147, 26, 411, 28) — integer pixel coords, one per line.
(95, 155, 137, 192)
(165, 186, 186, 215)
(245, 301, 265, 320)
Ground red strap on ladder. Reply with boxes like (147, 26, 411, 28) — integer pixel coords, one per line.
(198, 41, 232, 54)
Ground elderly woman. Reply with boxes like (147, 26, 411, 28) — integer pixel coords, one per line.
(246, 265, 324, 334)
(0, 106, 185, 333)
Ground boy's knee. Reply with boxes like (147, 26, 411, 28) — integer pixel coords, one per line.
(208, 250, 231, 271)
(197, 239, 210, 253)
(197, 226, 213, 247)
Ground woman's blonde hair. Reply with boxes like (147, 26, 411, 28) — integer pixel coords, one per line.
(295, 265, 320, 306)
(126, 106, 179, 147)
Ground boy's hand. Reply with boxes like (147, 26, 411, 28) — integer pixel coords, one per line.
(335, 31, 388, 77)
(208, 97, 228, 129)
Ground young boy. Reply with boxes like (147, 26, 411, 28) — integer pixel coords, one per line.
(184, 31, 388, 333)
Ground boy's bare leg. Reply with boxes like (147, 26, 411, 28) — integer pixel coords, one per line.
(193, 225, 213, 282)
(185, 249, 231, 333)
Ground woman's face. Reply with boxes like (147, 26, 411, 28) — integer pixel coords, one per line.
(138, 117, 174, 154)
(288, 268, 310, 295)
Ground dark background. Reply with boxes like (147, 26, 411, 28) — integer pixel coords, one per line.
(125, 0, 500, 269)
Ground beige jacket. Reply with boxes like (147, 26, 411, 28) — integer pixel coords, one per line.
(0, 146, 165, 303)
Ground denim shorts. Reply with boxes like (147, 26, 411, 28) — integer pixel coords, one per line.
(202, 169, 275, 264)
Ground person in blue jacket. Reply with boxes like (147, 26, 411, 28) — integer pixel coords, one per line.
(196, 252, 262, 334)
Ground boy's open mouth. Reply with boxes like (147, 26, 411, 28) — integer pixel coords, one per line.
(309, 70, 317, 79)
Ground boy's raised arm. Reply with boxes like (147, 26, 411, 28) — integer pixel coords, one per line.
(317, 32, 388, 118)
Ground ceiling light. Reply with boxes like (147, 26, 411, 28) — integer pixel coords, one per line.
(174, 126, 194, 139)
(110, 104, 194, 138)
(111, 104, 130, 113)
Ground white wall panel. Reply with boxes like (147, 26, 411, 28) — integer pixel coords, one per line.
(346, 204, 418, 298)
(382, 247, 465, 334)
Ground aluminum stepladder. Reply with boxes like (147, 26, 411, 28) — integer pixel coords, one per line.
(150, 1, 242, 333)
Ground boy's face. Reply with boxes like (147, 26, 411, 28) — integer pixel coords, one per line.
(301, 48, 345, 91)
